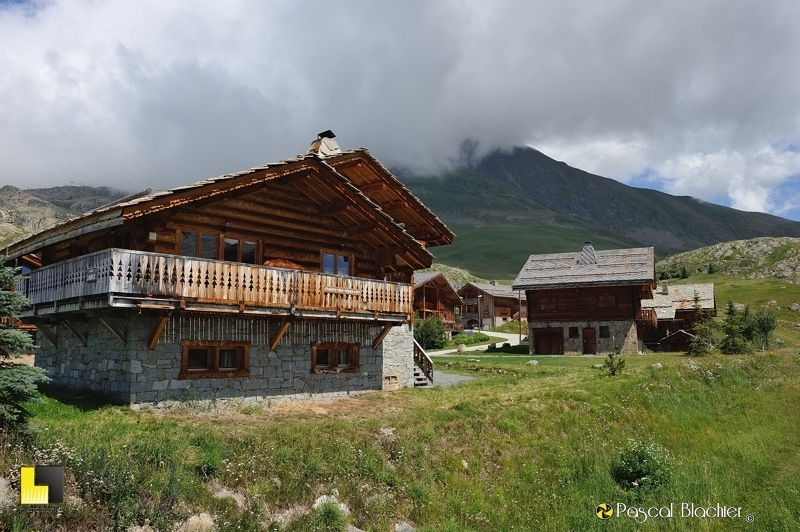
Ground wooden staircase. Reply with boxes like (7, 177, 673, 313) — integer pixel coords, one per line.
(413, 339, 434, 387)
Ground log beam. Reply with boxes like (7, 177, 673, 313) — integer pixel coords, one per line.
(35, 324, 58, 346)
(148, 313, 171, 350)
(269, 318, 291, 351)
(60, 320, 87, 347)
(371, 324, 394, 350)
(99, 317, 128, 344)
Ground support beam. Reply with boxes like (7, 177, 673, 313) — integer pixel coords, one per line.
(99, 317, 128, 344)
(148, 313, 171, 350)
(35, 324, 58, 346)
(269, 318, 291, 351)
(371, 324, 394, 350)
(60, 320, 87, 347)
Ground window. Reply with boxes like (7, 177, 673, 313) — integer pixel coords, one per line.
(311, 342, 360, 373)
(180, 230, 257, 264)
(181, 232, 218, 259)
(180, 341, 250, 379)
(598, 293, 617, 309)
(569, 327, 579, 338)
(538, 297, 557, 312)
(322, 252, 350, 276)
(599, 326, 610, 338)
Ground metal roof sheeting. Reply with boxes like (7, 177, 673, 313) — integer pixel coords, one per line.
(512, 247, 655, 290)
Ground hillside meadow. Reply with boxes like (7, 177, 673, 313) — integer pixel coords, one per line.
(2, 349, 799, 531)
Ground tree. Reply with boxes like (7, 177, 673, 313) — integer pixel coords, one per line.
(753, 309, 778, 351)
(413, 314, 448, 350)
(719, 300, 750, 354)
(687, 291, 714, 357)
(0, 266, 49, 433)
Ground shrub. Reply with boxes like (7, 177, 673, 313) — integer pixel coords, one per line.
(610, 439, 674, 491)
(687, 291, 714, 357)
(603, 353, 625, 376)
(450, 332, 490, 346)
(413, 315, 448, 350)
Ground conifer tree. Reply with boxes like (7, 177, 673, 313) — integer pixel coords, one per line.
(0, 267, 49, 433)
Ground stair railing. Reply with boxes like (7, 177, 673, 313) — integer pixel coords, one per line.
(413, 339, 434, 384)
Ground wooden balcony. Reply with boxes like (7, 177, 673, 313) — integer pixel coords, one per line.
(636, 308, 658, 328)
(16, 249, 413, 322)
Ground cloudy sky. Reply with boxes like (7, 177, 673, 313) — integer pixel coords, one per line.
(1, 0, 799, 219)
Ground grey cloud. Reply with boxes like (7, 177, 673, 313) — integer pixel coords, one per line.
(0, 0, 798, 218)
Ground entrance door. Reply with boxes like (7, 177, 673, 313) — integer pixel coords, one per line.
(534, 328, 564, 354)
(582, 328, 596, 354)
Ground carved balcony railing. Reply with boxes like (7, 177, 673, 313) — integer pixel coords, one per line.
(15, 249, 413, 321)
(636, 308, 658, 328)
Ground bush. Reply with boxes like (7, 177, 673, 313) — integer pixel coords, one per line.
(450, 332, 490, 346)
(603, 353, 625, 376)
(413, 315, 448, 350)
(610, 439, 674, 491)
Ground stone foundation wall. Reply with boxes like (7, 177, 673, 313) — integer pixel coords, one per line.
(528, 320, 640, 354)
(36, 313, 415, 404)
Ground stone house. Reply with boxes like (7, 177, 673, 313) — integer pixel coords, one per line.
(6, 132, 453, 404)
(512, 242, 656, 355)
(458, 282, 526, 330)
(640, 282, 716, 351)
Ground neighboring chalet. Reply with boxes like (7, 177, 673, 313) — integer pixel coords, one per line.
(6, 132, 453, 404)
(640, 282, 716, 351)
(458, 282, 526, 330)
(512, 243, 656, 355)
(412, 272, 462, 331)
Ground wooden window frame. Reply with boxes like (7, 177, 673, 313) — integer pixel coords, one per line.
(599, 326, 610, 338)
(178, 227, 260, 264)
(311, 342, 361, 374)
(180, 340, 250, 379)
(597, 293, 617, 309)
(568, 326, 579, 338)
(320, 251, 352, 276)
(538, 296, 557, 312)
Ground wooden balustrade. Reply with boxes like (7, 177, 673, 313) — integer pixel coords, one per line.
(16, 249, 414, 318)
(413, 339, 434, 384)
(636, 308, 658, 328)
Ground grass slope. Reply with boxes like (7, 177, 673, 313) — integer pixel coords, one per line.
(3, 351, 799, 531)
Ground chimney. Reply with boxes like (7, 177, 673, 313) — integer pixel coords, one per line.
(492, 280, 498, 286)
(306, 130, 342, 157)
(576, 241, 597, 265)
(661, 282, 669, 295)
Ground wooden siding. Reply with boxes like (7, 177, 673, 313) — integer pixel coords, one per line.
(525, 286, 641, 322)
(17, 249, 413, 318)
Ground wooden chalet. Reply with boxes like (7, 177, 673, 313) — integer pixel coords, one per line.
(458, 282, 526, 330)
(6, 132, 453, 403)
(640, 282, 716, 351)
(512, 243, 656, 355)
(412, 272, 462, 331)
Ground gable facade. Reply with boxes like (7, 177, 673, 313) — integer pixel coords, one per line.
(512, 243, 656, 355)
(8, 134, 453, 404)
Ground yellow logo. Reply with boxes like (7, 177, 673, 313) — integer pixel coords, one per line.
(596, 503, 613, 519)
(20, 466, 64, 505)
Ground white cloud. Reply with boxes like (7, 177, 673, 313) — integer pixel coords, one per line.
(0, 0, 799, 219)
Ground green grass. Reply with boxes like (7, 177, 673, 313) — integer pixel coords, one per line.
(3, 350, 800, 531)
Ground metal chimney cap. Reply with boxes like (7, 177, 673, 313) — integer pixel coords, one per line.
(318, 130, 336, 139)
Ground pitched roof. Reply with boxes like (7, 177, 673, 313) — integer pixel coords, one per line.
(641, 283, 716, 320)
(413, 271, 443, 288)
(459, 282, 526, 301)
(4, 148, 452, 261)
(512, 246, 655, 290)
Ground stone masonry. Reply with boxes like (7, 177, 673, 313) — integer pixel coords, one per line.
(35, 313, 416, 404)
(528, 320, 640, 355)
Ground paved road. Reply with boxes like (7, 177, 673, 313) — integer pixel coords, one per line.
(428, 331, 526, 355)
